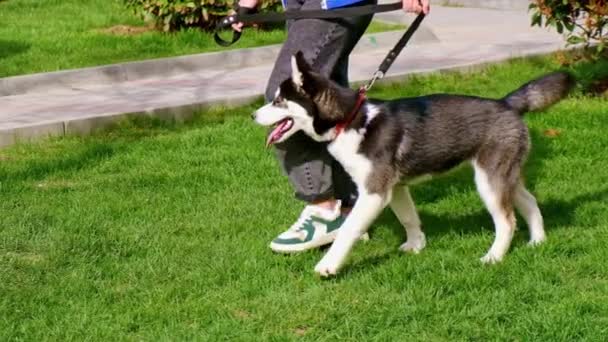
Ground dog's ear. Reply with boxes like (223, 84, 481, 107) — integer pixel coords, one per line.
(291, 51, 312, 89)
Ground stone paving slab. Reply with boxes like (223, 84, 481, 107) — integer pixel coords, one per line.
(0, 6, 566, 148)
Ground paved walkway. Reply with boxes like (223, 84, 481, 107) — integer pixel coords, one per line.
(0, 6, 565, 147)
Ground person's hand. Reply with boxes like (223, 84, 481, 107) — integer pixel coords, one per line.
(402, 0, 430, 14)
(232, 22, 245, 32)
(231, 0, 259, 32)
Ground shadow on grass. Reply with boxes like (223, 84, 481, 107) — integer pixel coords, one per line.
(0, 100, 262, 183)
(376, 128, 559, 234)
(0, 40, 29, 59)
(0, 143, 117, 182)
(566, 53, 608, 92)
(421, 186, 608, 238)
(342, 185, 608, 278)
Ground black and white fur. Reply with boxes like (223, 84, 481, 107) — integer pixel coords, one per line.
(254, 51, 574, 276)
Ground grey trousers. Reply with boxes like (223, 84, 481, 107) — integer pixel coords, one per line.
(265, 0, 375, 208)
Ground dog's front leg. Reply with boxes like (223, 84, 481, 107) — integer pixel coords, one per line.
(314, 191, 387, 277)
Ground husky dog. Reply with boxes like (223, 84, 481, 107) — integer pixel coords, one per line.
(254, 51, 573, 276)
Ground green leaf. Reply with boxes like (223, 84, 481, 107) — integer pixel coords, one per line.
(567, 35, 586, 45)
(531, 12, 542, 27)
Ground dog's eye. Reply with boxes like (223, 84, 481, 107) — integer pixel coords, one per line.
(272, 96, 287, 108)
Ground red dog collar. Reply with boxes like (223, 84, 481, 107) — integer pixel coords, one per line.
(334, 86, 367, 137)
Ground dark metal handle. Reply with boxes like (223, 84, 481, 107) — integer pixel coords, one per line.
(214, 15, 242, 47)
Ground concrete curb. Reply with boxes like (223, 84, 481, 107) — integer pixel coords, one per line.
(0, 30, 436, 97)
(0, 93, 262, 147)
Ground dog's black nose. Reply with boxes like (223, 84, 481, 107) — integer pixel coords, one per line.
(251, 112, 256, 120)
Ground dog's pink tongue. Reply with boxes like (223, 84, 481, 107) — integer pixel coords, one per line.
(266, 120, 288, 147)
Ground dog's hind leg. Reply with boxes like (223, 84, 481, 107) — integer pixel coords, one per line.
(390, 186, 426, 253)
(514, 182, 545, 245)
(473, 160, 517, 264)
(314, 190, 388, 276)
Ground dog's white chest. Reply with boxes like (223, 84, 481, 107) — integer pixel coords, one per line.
(328, 130, 372, 185)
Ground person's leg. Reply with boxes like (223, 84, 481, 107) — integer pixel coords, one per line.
(266, 0, 374, 207)
(266, 0, 374, 252)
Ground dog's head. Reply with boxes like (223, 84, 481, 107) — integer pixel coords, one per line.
(253, 51, 359, 146)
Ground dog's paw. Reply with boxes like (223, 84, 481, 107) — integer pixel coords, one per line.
(314, 259, 341, 277)
(528, 235, 546, 247)
(359, 232, 370, 242)
(399, 234, 426, 254)
(480, 252, 503, 264)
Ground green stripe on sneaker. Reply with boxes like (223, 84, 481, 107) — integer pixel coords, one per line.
(272, 220, 315, 245)
(315, 215, 346, 233)
(272, 215, 347, 246)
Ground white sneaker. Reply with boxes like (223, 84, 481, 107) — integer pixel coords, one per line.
(269, 201, 368, 253)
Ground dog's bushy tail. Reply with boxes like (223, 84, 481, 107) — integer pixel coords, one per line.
(503, 71, 575, 114)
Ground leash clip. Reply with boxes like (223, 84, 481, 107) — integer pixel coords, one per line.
(364, 70, 384, 91)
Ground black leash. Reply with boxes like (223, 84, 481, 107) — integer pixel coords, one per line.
(339, 12, 424, 133)
(215, 2, 403, 47)
(214, 3, 425, 91)
(363, 11, 425, 91)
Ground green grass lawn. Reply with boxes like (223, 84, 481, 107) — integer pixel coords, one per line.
(0, 0, 402, 78)
(1, 55, 608, 340)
